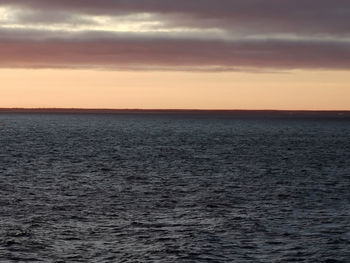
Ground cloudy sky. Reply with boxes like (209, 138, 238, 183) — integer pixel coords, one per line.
(1, 0, 350, 109)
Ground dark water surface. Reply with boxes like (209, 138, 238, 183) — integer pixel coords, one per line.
(0, 113, 349, 262)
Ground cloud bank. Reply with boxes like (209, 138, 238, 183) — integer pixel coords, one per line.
(0, 0, 349, 71)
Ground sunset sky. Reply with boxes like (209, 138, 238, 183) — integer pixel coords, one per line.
(1, 0, 349, 110)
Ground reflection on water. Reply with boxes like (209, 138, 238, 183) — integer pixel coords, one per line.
(0, 113, 349, 262)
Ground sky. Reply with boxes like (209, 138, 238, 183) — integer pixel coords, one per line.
(0, 0, 349, 110)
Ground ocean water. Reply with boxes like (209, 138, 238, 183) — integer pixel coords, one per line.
(0, 112, 349, 262)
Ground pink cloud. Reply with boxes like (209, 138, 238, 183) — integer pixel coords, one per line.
(0, 35, 349, 71)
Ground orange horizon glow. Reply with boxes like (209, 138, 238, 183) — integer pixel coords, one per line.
(1, 68, 350, 111)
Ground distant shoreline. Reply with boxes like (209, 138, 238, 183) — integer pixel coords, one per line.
(0, 108, 349, 117)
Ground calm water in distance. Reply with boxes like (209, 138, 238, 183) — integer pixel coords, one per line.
(0, 112, 349, 262)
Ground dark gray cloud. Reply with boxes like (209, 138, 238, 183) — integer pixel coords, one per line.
(0, 0, 350, 35)
(12, 10, 96, 25)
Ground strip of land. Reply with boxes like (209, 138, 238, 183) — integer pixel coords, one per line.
(0, 108, 349, 118)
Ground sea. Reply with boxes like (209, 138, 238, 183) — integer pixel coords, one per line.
(0, 111, 349, 262)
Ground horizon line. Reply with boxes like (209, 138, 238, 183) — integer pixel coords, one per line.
(0, 108, 350, 114)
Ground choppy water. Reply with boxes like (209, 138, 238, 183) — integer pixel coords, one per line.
(0, 112, 349, 262)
